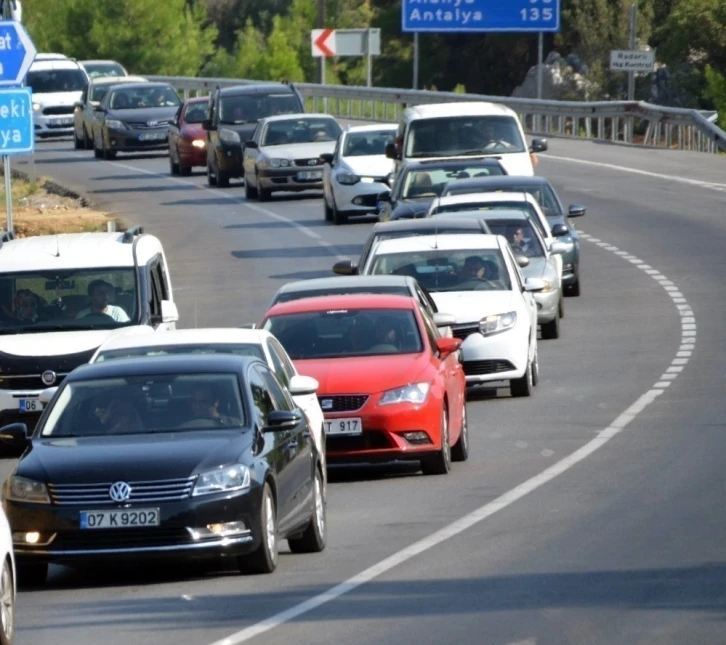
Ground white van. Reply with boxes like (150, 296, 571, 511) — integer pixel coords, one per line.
(387, 102, 547, 176)
(25, 57, 89, 137)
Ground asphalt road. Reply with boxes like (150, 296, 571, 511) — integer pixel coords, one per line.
(3, 133, 726, 645)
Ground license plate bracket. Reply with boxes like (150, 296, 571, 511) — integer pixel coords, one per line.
(296, 170, 322, 181)
(324, 417, 363, 436)
(19, 399, 43, 413)
(79, 508, 160, 529)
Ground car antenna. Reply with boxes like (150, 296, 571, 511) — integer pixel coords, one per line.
(54, 234, 60, 257)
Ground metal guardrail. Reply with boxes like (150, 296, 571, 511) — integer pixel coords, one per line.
(148, 75, 726, 155)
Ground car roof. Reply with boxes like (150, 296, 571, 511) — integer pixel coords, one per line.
(0, 230, 161, 271)
(106, 82, 170, 91)
(277, 275, 414, 294)
(266, 293, 417, 317)
(96, 328, 273, 354)
(400, 157, 505, 171)
(372, 218, 484, 233)
(261, 113, 334, 124)
(29, 60, 85, 72)
(404, 101, 517, 120)
(447, 176, 549, 190)
(90, 75, 146, 86)
(345, 123, 398, 134)
(68, 354, 262, 382)
(219, 83, 295, 97)
(434, 209, 529, 222)
(373, 233, 502, 254)
(435, 192, 537, 206)
(80, 59, 126, 65)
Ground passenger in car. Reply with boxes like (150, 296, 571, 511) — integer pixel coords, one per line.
(76, 280, 130, 323)
(105, 398, 145, 434)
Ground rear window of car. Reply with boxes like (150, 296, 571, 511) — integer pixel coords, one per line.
(95, 343, 265, 363)
(275, 285, 410, 304)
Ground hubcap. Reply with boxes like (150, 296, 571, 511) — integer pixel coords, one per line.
(314, 474, 325, 537)
(264, 492, 277, 564)
(1, 562, 13, 640)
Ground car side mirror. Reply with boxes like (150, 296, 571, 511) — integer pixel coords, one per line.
(523, 277, 546, 292)
(551, 223, 569, 237)
(73, 101, 83, 109)
(244, 140, 258, 149)
(39, 387, 58, 404)
(514, 254, 530, 268)
(0, 422, 30, 445)
(435, 336, 461, 358)
(384, 142, 400, 160)
(319, 153, 334, 165)
(263, 409, 303, 432)
(94, 106, 106, 113)
(432, 312, 456, 327)
(549, 242, 569, 255)
(530, 138, 548, 153)
(568, 204, 586, 218)
(376, 190, 391, 203)
(201, 119, 213, 131)
(288, 375, 319, 396)
(332, 259, 358, 275)
(160, 300, 179, 324)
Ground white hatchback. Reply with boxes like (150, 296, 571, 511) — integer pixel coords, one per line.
(363, 233, 544, 397)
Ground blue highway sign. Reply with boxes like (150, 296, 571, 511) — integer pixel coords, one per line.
(0, 87, 34, 154)
(0, 20, 37, 86)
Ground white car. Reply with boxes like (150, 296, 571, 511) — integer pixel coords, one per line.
(0, 505, 15, 642)
(321, 124, 397, 225)
(89, 328, 327, 488)
(363, 233, 543, 396)
(242, 113, 342, 201)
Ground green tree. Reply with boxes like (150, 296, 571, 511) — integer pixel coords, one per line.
(258, 16, 305, 82)
(704, 65, 726, 128)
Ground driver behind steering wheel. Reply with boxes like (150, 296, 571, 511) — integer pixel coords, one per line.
(183, 384, 235, 427)
(76, 279, 129, 322)
(460, 256, 498, 288)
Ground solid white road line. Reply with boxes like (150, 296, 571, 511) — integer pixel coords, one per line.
(206, 231, 695, 645)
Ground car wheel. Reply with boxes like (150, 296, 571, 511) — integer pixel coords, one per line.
(73, 129, 84, 150)
(558, 295, 565, 319)
(566, 278, 581, 297)
(216, 158, 230, 188)
(169, 151, 180, 175)
(93, 136, 103, 159)
(206, 163, 216, 186)
(324, 198, 333, 222)
(541, 312, 560, 340)
(288, 467, 326, 554)
(258, 174, 271, 201)
(531, 345, 540, 387)
(511, 359, 533, 398)
(84, 127, 93, 150)
(238, 482, 278, 575)
(421, 405, 452, 475)
(0, 558, 14, 645)
(244, 176, 258, 200)
(17, 561, 47, 588)
(179, 159, 192, 176)
(102, 137, 116, 160)
(332, 198, 347, 226)
(450, 400, 469, 462)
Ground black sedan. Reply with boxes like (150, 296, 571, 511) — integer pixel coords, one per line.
(91, 82, 182, 159)
(377, 157, 507, 221)
(0, 354, 326, 585)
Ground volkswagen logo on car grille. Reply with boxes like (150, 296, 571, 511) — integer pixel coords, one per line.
(109, 481, 132, 502)
(307, 159, 318, 166)
(41, 370, 57, 386)
(320, 399, 333, 411)
(147, 120, 159, 127)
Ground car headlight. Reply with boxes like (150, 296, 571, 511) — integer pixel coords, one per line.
(219, 128, 240, 144)
(191, 139, 205, 148)
(379, 382, 430, 406)
(336, 171, 360, 185)
(269, 158, 291, 168)
(479, 311, 517, 336)
(6, 476, 51, 504)
(33, 102, 41, 112)
(105, 119, 126, 130)
(192, 465, 251, 496)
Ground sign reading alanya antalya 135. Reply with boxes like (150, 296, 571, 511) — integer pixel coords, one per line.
(401, 0, 560, 33)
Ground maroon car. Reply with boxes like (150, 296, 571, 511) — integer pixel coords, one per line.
(168, 97, 209, 175)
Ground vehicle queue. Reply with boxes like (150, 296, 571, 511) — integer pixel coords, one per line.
(0, 56, 589, 642)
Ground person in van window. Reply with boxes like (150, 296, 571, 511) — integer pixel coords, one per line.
(76, 280, 130, 322)
(13, 289, 43, 323)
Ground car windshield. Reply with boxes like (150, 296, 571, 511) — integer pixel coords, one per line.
(264, 308, 423, 359)
(41, 373, 246, 437)
(370, 249, 512, 292)
(343, 130, 395, 157)
(95, 343, 265, 363)
(405, 115, 526, 157)
(275, 286, 410, 304)
(0, 268, 139, 334)
(218, 93, 302, 125)
(446, 183, 562, 216)
(83, 63, 126, 78)
(398, 163, 506, 200)
(108, 85, 181, 110)
(26, 69, 87, 93)
(262, 117, 342, 146)
(90, 84, 114, 102)
(432, 201, 547, 237)
(183, 102, 209, 124)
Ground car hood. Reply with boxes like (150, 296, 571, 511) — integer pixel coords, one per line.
(33, 91, 82, 107)
(295, 354, 429, 396)
(521, 256, 547, 280)
(19, 431, 255, 484)
(109, 106, 179, 123)
(391, 198, 433, 219)
(0, 326, 151, 358)
(431, 291, 517, 324)
(344, 155, 394, 179)
(260, 141, 336, 160)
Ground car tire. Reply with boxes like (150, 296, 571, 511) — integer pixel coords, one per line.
(179, 160, 192, 176)
(206, 163, 216, 186)
(0, 558, 14, 645)
(511, 359, 533, 398)
(215, 158, 230, 188)
(421, 405, 452, 475)
(450, 401, 469, 462)
(93, 137, 103, 159)
(17, 561, 47, 588)
(258, 175, 271, 202)
(102, 137, 116, 160)
(73, 130, 84, 150)
(566, 278, 581, 297)
(169, 152, 180, 175)
(558, 295, 565, 319)
(238, 482, 278, 575)
(541, 313, 560, 340)
(332, 199, 347, 226)
(288, 467, 326, 554)
(324, 199, 333, 222)
(84, 127, 93, 150)
(244, 176, 258, 200)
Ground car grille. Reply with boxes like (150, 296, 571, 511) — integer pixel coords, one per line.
(318, 395, 369, 412)
(463, 360, 515, 376)
(42, 106, 75, 116)
(0, 374, 68, 391)
(326, 430, 391, 452)
(46, 121, 72, 129)
(126, 120, 172, 129)
(48, 476, 197, 506)
(54, 528, 192, 551)
(294, 158, 322, 167)
(451, 324, 480, 341)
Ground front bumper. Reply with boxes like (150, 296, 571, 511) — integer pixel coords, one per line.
(259, 166, 325, 193)
(178, 141, 207, 167)
(6, 486, 262, 565)
(35, 113, 75, 137)
(451, 324, 529, 385)
(332, 178, 390, 216)
(217, 143, 244, 176)
(106, 127, 170, 152)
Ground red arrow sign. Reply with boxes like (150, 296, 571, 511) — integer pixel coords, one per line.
(312, 28, 335, 57)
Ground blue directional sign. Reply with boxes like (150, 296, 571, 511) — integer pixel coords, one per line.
(0, 20, 37, 86)
(0, 87, 34, 155)
(402, 0, 560, 33)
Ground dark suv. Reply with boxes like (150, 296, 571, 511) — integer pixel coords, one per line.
(203, 83, 305, 188)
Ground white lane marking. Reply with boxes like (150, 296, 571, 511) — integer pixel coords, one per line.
(539, 154, 726, 193)
(207, 231, 695, 645)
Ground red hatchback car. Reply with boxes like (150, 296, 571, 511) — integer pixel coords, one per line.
(261, 294, 468, 475)
(168, 97, 209, 175)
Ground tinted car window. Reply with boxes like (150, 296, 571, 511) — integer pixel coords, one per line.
(262, 117, 341, 146)
(342, 130, 395, 157)
(183, 103, 209, 124)
(108, 85, 181, 109)
(26, 69, 87, 93)
(275, 285, 410, 304)
(398, 163, 506, 200)
(257, 366, 294, 412)
(219, 92, 302, 125)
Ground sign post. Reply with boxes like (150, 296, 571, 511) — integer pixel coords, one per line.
(0, 17, 37, 235)
(311, 29, 381, 88)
